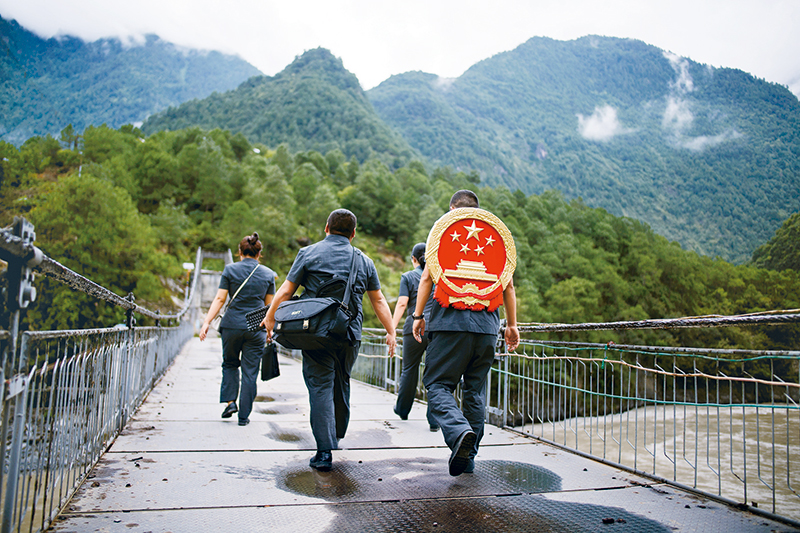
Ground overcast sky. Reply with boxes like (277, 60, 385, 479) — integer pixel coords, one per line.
(2, 0, 799, 97)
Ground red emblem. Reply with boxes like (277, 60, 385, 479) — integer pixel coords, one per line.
(425, 208, 516, 312)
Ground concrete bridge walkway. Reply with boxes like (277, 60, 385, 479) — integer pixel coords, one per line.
(52, 337, 795, 532)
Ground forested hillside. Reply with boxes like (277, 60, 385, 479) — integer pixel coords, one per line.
(367, 36, 800, 264)
(1, 125, 797, 352)
(143, 48, 418, 168)
(0, 15, 261, 145)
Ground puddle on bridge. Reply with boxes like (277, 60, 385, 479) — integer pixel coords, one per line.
(279, 459, 562, 502)
(271, 431, 303, 443)
(255, 395, 275, 402)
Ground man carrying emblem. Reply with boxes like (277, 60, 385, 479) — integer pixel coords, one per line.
(412, 189, 520, 476)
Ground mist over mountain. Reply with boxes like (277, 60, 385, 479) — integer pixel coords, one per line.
(143, 48, 418, 168)
(367, 36, 800, 263)
(0, 15, 261, 145)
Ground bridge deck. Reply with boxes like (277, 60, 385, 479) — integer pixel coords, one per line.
(53, 338, 795, 532)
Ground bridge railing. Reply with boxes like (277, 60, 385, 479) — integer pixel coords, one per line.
(359, 312, 800, 527)
(0, 218, 203, 533)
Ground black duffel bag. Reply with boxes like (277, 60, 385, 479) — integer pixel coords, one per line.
(273, 248, 360, 351)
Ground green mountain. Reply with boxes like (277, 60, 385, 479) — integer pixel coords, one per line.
(142, 48, 418, 168)
(367, 36, 800, 263)
(0, 15, 261, 145)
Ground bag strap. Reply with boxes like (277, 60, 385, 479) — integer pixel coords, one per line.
(340, 247, 361, 313)
(223, 263, 260, 313)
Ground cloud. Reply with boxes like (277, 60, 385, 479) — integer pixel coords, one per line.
(678, 130, 742, 151)
(577, 105, 631, 141)
(662, 96, 693, 132)
(433, 77, 456, 91)
(664, 52, 694, 93)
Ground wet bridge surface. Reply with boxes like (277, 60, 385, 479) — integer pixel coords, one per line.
(52, 338, 796, 533)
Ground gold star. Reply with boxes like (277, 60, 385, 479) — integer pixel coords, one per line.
(475, 245, 485, 256)
(464, 221, 483, 240)
(460, 243, 471, 254)
(485, 235, 496, 247)
(449, 230, 461, 242)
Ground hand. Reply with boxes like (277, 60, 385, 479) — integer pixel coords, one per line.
(199, 322, 209, 341)
(385, 331, 397, 356)
(504, 325, 520, 352)
(261, 316, 275, 343)
(412, 317, 425, 343)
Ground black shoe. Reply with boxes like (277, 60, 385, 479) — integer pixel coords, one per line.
(393, 406, 408, 421)
(429, 424, 440, 432)
(449, 430, 477, 476)
(221, 402, 238, 418)
(238, 418, 249, 426)
(310, 450, 332, 471)
(464, 458, 475, 474)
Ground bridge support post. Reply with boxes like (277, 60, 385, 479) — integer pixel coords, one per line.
(0, 217, 39, 533)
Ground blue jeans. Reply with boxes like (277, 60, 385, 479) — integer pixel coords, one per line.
(220, 327, 266, 421)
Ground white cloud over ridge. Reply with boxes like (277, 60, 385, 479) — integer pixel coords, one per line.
(577, 105, 632, 141)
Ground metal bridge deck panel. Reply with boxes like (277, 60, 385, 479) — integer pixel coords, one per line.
(54, 492, 792, 533)
(70, 444, 643, 513)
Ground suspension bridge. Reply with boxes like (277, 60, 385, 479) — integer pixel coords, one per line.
(1, 217, 799, 532)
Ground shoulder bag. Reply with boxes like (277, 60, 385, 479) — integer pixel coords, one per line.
(210, 263, 260, 330)
(273, 248, 360, 351)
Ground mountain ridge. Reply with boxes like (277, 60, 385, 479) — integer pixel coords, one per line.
(0, 15, 262, 145)
(367, 35, 800, 263)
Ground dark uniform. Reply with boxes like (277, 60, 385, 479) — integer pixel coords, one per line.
(285, 233, 381, 451)
(218, 258, 276, 423)
(394, 267, 436, 428)
(423, 297, 499, 466)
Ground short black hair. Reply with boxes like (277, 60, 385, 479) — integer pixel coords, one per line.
(326, 209, 357, 237)
(411, 242, 426, 268)
(450, 190, 479, 209)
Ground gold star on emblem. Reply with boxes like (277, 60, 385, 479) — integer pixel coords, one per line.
(449, 230, 461, 242)
(475, 245, 485, 256)
(460, 243, 471, 254)
(485, 235, 495, 247)
(464, 221, 483, 240)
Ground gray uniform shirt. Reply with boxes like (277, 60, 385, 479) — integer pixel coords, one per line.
(398, 266, 433, 336)
(286, 234, 381, 342)
(218, 258, 276, 330)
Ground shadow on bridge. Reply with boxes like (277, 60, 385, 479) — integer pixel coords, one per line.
(50, 337, 791, 533)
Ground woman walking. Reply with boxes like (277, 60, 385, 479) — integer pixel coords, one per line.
(200, 233, 276, 426)
(391, 243, 438, 431)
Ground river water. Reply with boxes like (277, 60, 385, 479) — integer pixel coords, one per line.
(531, 404, 800, 521)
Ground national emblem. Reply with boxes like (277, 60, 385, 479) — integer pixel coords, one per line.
(425, 208, 516, 312)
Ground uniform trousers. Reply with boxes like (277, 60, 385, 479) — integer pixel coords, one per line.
(423, 331, 496, 456)
(395, 334, 435, 426)
(302, 342, 360, 452)
(220, 327, 266, 421)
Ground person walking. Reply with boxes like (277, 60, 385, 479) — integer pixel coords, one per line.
(262, 209, 396, 471)
(412, 190, 519, 476)
(391, 242, 438, 431)
(200, 233, 276, 427)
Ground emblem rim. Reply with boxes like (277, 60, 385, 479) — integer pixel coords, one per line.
(425, 207, 516, 299)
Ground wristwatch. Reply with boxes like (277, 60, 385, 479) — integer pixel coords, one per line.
(412, 314, 424, 320)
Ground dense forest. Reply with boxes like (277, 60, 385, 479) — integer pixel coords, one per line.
(368, 36, 800, 264)
(0, 15, 260, 145)
(1, 124, 797, 353)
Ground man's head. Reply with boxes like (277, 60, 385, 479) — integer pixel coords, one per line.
(325, 209, 357, 239)
(449, 190, 479, 210)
